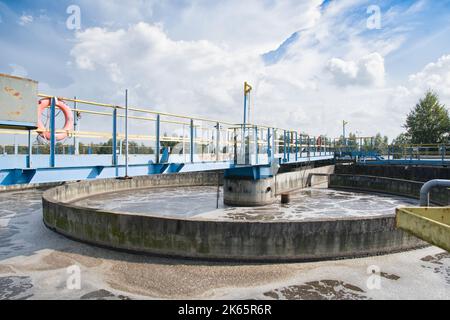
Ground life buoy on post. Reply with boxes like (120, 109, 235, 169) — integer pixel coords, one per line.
(37, 98, 74, 141)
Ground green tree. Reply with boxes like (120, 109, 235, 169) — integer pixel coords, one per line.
(404, 91, 450, 144)
(373, 133, 389, 154)
(392, 133, 411, 146)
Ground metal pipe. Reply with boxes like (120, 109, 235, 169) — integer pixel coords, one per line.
(125, 90, 129, 177)
(27, 130, 32, 168)
(49, 97, 56, 168)
(255, 126, 258, 164)
(420, 179, 450, 206)
(216, 122, 220, 162)
(156, 114, 161, 164)
(190, 119, 194, 163)
(73, 97, 79, 155)
(243, 84, 248, 127)
(112, 108, 118, 167)
(38, 93, 329, 135)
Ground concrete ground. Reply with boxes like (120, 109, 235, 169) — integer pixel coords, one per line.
(0, 189, 448, 300)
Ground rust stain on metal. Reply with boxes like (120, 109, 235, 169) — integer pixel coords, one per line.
(4, 86, 23, 100)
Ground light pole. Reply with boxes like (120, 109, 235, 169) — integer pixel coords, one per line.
(243, 82, 252, 126)
(125, 89, 129, 178)
(343, 120, 348, 146)
(243, 82, 252, 165)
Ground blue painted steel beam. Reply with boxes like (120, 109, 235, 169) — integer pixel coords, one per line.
(0, 153, 335, 186)
(224, 165, 275, 180)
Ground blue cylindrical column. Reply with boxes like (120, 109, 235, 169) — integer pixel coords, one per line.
(255, 126, 259, 164)
(112, 108, 118, 166)
(27, 130, 32, 168)
(125, 90, 129, 177)
(49, 97, 56, 168)
(190, 119, 194, 163)
(156, 114, 161, 164)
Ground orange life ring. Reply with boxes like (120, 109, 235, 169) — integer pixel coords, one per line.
(37, 98, 74, 141)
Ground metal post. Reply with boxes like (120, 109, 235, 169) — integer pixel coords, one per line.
(300, 135, 303, 158)
(267, 128, 271, 161)
(243, 88, 247, 127)
(49, 97, 56, 168)
(287, 132, 291, 162)
(13, 135, 18, 155)
(156, 114, 161, 164)
(272, 129, 276, 159)
(27, 130, 32, 168)
(388, 145, 391, 163)
(216, 122, 220, 162)
(73, 97, 79, 155)
(243, 85, 248, 164)
(112, 108, 118, 166)
(343, 120, 347, 146)
(283, 130, 287, 162)
(314, 137, 317, 157)
(190, 119, 194, 163)
(308, 136, 311, 158)
(125, 89, 129, 177)
(255, 126, 258, 164)
(295, 132, 298, 161)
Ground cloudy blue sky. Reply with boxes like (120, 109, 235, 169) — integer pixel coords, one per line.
(1, 0, 450, 140)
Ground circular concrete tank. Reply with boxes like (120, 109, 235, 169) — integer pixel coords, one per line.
(42, 172, 426, 262)
(223, 177, 275, 206)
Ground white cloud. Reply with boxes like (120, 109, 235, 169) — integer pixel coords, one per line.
(69, 23, 263, 121)
(77, 0, 323, 53)
(408, 55, 450, 97)
(18, 14, 33, 26)
(327, 53, 385, 87)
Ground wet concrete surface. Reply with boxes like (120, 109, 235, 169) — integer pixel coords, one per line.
(72, 187, 418, 221)
(0, 189, 449, 300)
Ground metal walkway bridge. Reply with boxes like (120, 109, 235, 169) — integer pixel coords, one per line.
(0, 92, 334, 186)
